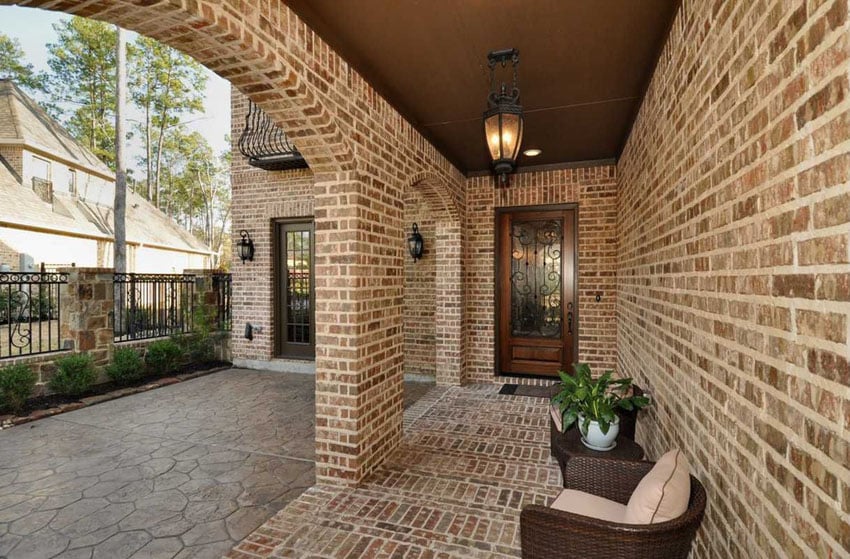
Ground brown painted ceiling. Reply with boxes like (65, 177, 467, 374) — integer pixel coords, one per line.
(284, 0, 679, 174)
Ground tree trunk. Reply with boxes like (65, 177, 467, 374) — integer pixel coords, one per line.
(114, 26, 128, 275)
(153, 53, 175, 209)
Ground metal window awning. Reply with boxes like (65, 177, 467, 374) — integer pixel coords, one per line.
(238, 100, 309, 171)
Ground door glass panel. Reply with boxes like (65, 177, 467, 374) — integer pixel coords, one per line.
(286, 229, 311, 344)
(510, 219, 562, 338)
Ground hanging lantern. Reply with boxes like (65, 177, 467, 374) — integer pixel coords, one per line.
(484, 48, 523, 185)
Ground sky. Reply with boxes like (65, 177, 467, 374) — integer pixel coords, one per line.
(0, 6, 232, 177)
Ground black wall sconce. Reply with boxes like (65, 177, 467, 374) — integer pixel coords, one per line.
(408, 223, 424, 262)
(237, 230, 255, 263)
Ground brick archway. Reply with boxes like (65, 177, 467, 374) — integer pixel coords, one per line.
(6, 0, 470, 484)
(3, 0, 355, 175)
(406, 173, 463, 386)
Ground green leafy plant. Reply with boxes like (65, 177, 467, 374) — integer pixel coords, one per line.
(0, 364, 37, 414)
(49, 353, 98, 397)
(183, 303, 218, 362)
(144, 339, 183, 374)
(105, 347, 145, 384)
(551, 362, 651, 435)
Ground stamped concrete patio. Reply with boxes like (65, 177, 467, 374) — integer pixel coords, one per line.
(0, 369, 432, 559)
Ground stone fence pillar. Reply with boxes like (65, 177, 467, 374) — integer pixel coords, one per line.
(58, 267, 115, 367)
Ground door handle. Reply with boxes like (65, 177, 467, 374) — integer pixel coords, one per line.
(567, 302, 573, 334)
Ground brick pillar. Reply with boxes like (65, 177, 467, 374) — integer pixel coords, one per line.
(59, 267, 114, 367)
(313, 172, 404, 485)
(435, 222, 463, 385)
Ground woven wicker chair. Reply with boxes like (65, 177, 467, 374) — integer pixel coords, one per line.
(520, 456, 706, 559)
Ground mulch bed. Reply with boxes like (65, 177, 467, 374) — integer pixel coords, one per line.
(0, 360, 231, 430)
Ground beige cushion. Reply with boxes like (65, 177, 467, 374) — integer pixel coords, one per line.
(624, 449, 691, 524)
(550, 488, 627, 523)
(550, 403, 563, 432)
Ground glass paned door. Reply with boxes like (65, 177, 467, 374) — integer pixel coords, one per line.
(276, 220, 315, 359)
(497, 206, 576, 377)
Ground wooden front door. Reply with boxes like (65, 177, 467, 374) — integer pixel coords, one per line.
(275, 220, 315, 359)
(496, 205, 577, 378)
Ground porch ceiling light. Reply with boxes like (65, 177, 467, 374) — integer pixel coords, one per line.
(484, 48, 523, 185)
(238, 230, 255, 263)
(408, 223, 424, 262)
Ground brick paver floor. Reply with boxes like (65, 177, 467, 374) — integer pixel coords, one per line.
(228, 384, 561, 558)
(0, 368, 434, 559)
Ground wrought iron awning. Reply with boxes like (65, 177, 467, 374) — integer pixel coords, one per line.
(237, 100, 309, 171)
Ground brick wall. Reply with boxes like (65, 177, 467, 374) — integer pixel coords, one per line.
(230, 89, 314, 365)
(465, 167, 619, 384)
(618, 1, 850, 557)
(402, 189, 436, 378)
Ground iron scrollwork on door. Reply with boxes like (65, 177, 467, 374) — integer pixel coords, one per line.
(510, 219, 563, 338)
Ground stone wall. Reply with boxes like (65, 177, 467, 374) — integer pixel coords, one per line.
(618, 0, 850, 557)
(0, 268, 231, 393)
(465, 167, 619, 384)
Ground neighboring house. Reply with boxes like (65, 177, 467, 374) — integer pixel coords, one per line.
(0, 79, 213, 273)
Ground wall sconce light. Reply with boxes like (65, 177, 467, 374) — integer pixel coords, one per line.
(407, 223, 424, 262)
(237, 230, 255, 263)
(484, 48, 523, 186)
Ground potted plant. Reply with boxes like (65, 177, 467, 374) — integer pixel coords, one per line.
(551, 363, 650, 451)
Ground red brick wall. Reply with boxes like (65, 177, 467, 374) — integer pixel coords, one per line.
(403, 189, 436, 378)
(465, 167, 619, 384)
(618, 1, 850, 557)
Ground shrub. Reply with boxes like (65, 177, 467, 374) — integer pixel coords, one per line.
(49, 353, 98, 397)
(105, 348, 145, 385)
(0, 364, 37, 414)
(145, 339, 183, 374)
(185, 304, 217, 362)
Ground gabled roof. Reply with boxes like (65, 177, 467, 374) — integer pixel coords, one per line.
(0, 163, 211, 254)
(0, 79, 111, 177)
(0, 80, 212, 256)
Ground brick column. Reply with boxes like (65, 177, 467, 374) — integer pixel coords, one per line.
(313, 172, 404, 484)
(435, 222, 463, 385)
(59, 267, 114, 367)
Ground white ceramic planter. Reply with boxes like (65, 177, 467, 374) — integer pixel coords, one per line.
(578, 414, 620, 451)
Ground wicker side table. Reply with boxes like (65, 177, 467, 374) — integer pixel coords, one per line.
(550, 422, 644, 472)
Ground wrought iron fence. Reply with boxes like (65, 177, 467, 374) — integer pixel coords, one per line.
(0, 271, 68, 359)
(212, 273, 232, 331)
(113, 274, 195, 342)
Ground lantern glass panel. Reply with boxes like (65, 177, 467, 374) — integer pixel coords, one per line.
(485, 113, 504, 160)
(501, 113, 522, 160)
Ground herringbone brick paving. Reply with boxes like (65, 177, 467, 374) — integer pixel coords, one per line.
(228, 385, 561, 558)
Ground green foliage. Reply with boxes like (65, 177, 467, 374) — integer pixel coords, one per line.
(0, 33, 48, 95)
(144, 339, 183, 374)
(551, 363, 651, 435)
(46, 18, 117, 169)
(171, 303, 219, 365)
(128, 35, 207, 204)
(0, 364, 37, 414)
(185, 303, 217, 362)
(49, 353, 98, 397)
(105, 347, 145, 384)
(0, 288, 56, 325)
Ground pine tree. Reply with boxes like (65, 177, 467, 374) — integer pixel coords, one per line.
(46, 18, 117, 169)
